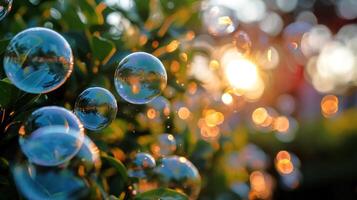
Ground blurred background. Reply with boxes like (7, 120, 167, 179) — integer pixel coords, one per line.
(1, 0, 357, 199)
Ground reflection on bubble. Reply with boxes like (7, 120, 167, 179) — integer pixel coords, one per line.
(19, 106, 84, 166)
(12, 162, 89, 200)
(233, 31, 252, 55)
(202, 6, 238, 37)
(128, 153, 156, 179)
(114, 52, 167, 104)
(154, 156, 201, 199)
(0, 0, 12, 21)
(74, 87, 117, 131)
(4, 27, 73, 94)
(152, 134, 177, 157)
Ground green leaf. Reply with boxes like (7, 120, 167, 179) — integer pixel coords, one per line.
(90, 35, 116, 65)
(101, 154, 128, 183)
(0, 39, 10, 54)
(0, 79, 21, 108)
(134, 188, 189, 200)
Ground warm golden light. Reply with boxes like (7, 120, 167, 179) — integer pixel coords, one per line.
(275, 151, 294, 175)
(221, 92, 233, 105)
(146, 108, 157, 119)
(178, 107, 191, 120)
(252, 107, 269, 125)
(222, 53, 265, 101)
(321, 95, 339, 118)
(209, 59, 220, 70)
(273, 116, 290, 132)
(166, 40, 180, 52)
(204, 109, 224, 127)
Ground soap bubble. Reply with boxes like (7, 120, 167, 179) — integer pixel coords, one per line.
(114, 52, 167, 104)
(74, 87, 118, 131)
(12, 135, 101, 200)
(3, 27, 73, 94)
(155, 133, 177, 156)
(233, 31, 252, 55)
(12, 162, 89, 200)
(154, 156, 201, 199)
(128, 153, 156, 179)
(0, 0, 12, 21)
(19, 106, 84, 166)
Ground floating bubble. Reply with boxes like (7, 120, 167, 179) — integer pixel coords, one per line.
(114, 52, 167, 104)
(0, 0, 12, 21)
(19, 106, 84, 166)
(74, 87, 118, 131)
(154, 156, 201, 199)
(12, 135, 101, 200)
(128, 153, 156, 179)
(3, 27, 73, 94)
(152, 134, 177, 157)
(233, 31, 252, 55)
(202, 5, 238, 37)
(12, 162, 89, 200)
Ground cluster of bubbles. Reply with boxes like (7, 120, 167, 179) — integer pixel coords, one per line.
(2, 22, 168, 198)
(14, 106, 101, 199)
(0, 0, 12, 21)
(128, 134, 202, 199)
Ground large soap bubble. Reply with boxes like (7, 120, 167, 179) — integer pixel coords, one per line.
(154, 156, 201, 199)
(19, 106, 84, 166)
(3, 27, 73, 93)
(114, 52, 167, 104)
(0, 0, 12, 21)
(74, 87, 118, 131)
(13, 135, 101, 200)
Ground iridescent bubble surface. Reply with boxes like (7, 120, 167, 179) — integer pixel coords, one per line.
(156, 133, 177, 156)
(4, 27, 73, 93)
(0, 0, 12, 21)
(154, 156, 201, 199)
(19, 106, 84, 166)
(128, 152, 156, 179)
(12, 162, 89, 200)
(74, 87, 117, 131)
(114, 52, 167, 104)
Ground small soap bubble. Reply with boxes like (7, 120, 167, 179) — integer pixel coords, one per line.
(114, 52, 167, 104)
(128, 153, 156, 179)
(74, 87, 118, 131)
(3, 27, 73, 94)
(0, 0, 12, 21)
(154, 156, 201, 199)
(19, 106, 84, 166)
(151, 134, 177, 157)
